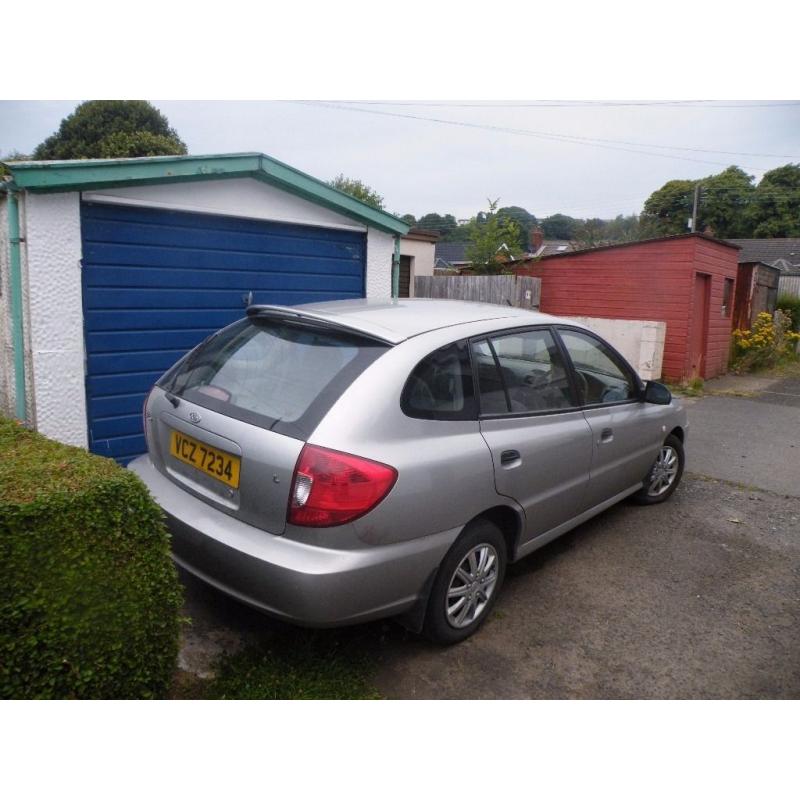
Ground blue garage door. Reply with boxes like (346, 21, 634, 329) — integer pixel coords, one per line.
(81, 201, 366, 462)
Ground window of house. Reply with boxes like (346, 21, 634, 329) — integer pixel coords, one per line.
(722, 278, 734, 317)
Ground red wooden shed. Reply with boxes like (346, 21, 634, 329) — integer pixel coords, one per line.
(512, 233, 740, 382)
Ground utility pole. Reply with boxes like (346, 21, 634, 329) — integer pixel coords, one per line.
(690, 184, 700, 232)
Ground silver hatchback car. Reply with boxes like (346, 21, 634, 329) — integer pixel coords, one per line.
(130, 299, 687, 644)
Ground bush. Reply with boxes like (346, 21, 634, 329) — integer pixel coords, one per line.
(730, 311, 800, 373)
(0, 418, 182, 698)
(777, 293, 800, 333)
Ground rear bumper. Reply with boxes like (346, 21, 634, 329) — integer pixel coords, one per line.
(128, 455, 458, 627)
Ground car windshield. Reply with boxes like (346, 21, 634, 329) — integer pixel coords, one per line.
(159, 317, 388, 436)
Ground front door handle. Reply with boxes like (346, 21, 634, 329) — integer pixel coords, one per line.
(600, 428, 614, 443)
(500, 449, 521, 466)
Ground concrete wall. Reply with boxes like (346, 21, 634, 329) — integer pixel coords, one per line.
(24, 192, 86, 446)
(399, 237, 436, 296)
(566, 316, 666, 381)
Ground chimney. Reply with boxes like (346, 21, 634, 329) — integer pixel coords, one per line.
(530, 226, 544, 253)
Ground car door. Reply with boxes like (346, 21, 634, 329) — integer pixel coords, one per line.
(473, 327, 594, 544)
(555, 326, 667, 508)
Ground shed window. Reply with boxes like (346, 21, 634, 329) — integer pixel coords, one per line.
(722, 278, 734, 317)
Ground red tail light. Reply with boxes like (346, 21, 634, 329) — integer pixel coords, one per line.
(288, 445, 398, 527)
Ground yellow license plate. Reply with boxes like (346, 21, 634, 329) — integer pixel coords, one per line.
(170, 429, 241, 489)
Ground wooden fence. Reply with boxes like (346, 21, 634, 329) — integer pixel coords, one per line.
(414, 274, 541, 309)
(778, 274, 800, 299)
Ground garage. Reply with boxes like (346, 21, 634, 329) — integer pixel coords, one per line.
(0, 153, 409, 457)
(81, 201, 368, 461)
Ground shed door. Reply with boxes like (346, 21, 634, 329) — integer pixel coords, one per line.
(398, 255, 412, 298)
(81, 201, 366, 462)
(689, 273, 711, 378)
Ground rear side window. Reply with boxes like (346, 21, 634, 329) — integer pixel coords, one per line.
(401, 340, 476, 420)
(159, 318, 388, 438)
(473, 328, 575, 415)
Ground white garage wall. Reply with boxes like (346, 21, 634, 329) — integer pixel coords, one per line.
(24, 192, 87, 446)
(85, 178, 368, 232)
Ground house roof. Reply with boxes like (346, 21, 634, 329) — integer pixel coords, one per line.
(537, 240, 572, 257)
(0, 152, 410, 235)
(726, 238, 800, 272)
(531, 232, 739, 262)
(403, 227, 439, 243)
(435, 241, 470, 264)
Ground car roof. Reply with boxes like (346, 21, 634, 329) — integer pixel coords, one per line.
(275, 298, 570, 344)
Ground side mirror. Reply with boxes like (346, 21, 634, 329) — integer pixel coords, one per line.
(643, 381, 672, 405)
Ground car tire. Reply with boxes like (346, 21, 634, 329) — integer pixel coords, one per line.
(422, 519, 507, 645)
(631, 433, 685, 505)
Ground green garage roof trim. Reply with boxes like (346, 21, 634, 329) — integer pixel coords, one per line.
(3, 152, 410, 235)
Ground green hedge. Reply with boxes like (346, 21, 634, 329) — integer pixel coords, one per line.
(0, 418, 182, 698)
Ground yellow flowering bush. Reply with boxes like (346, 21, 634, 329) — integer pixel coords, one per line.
(731, 311, 800, 372)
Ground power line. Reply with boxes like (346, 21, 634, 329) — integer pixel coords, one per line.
(328, 100, 800, 110)
(287, 101, 797, 168)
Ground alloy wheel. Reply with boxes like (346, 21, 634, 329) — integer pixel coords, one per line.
(445, 544, 499, 629)
(647, 445, 679, 497)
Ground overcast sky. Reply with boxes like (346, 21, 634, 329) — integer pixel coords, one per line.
(1, 100, 798, 222)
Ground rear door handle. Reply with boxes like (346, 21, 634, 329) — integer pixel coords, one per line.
(600, 428, 614, 443)
(500, 449, 521, 466)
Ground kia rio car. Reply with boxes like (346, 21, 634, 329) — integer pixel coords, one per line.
(129, 299, 686, 644)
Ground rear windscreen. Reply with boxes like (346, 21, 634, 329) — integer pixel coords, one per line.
(158, 317, 389, 438)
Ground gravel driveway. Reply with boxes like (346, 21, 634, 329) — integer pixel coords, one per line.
(177, 373, 800, 699)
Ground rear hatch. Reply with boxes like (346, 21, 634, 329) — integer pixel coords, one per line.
(145, 314, 390, 534)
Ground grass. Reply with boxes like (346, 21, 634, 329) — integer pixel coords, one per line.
(171, 628, 383, 700)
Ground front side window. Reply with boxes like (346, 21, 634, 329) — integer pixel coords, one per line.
(402, 340, 476, 420)
(557, 328, 638, 406)
(472, 328, 575, 415)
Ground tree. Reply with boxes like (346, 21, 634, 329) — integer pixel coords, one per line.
(747, 164, 800, 237)
(328, 174, 384, 210)
(604, 214, 642, 243)
(400, 214, 417, 226)
(497, 205, 538, 250)
(0, 149, 31, 176)
(541, 213, 580, 240)
(641, 166, 759, 239)
(641, 178, 696, 236)
(571, 217, 609, 250)
(33, 100, 186, 160)
(415, 212, 470, 241)
(465, 199, 522, 273)
(698, 166, 755, 237)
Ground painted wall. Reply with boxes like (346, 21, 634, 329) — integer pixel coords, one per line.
(24, 192, 86, 446)
(514, 235, 738, 381)
(399, 237, 436, 296)
(565, 316, 666, 381)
